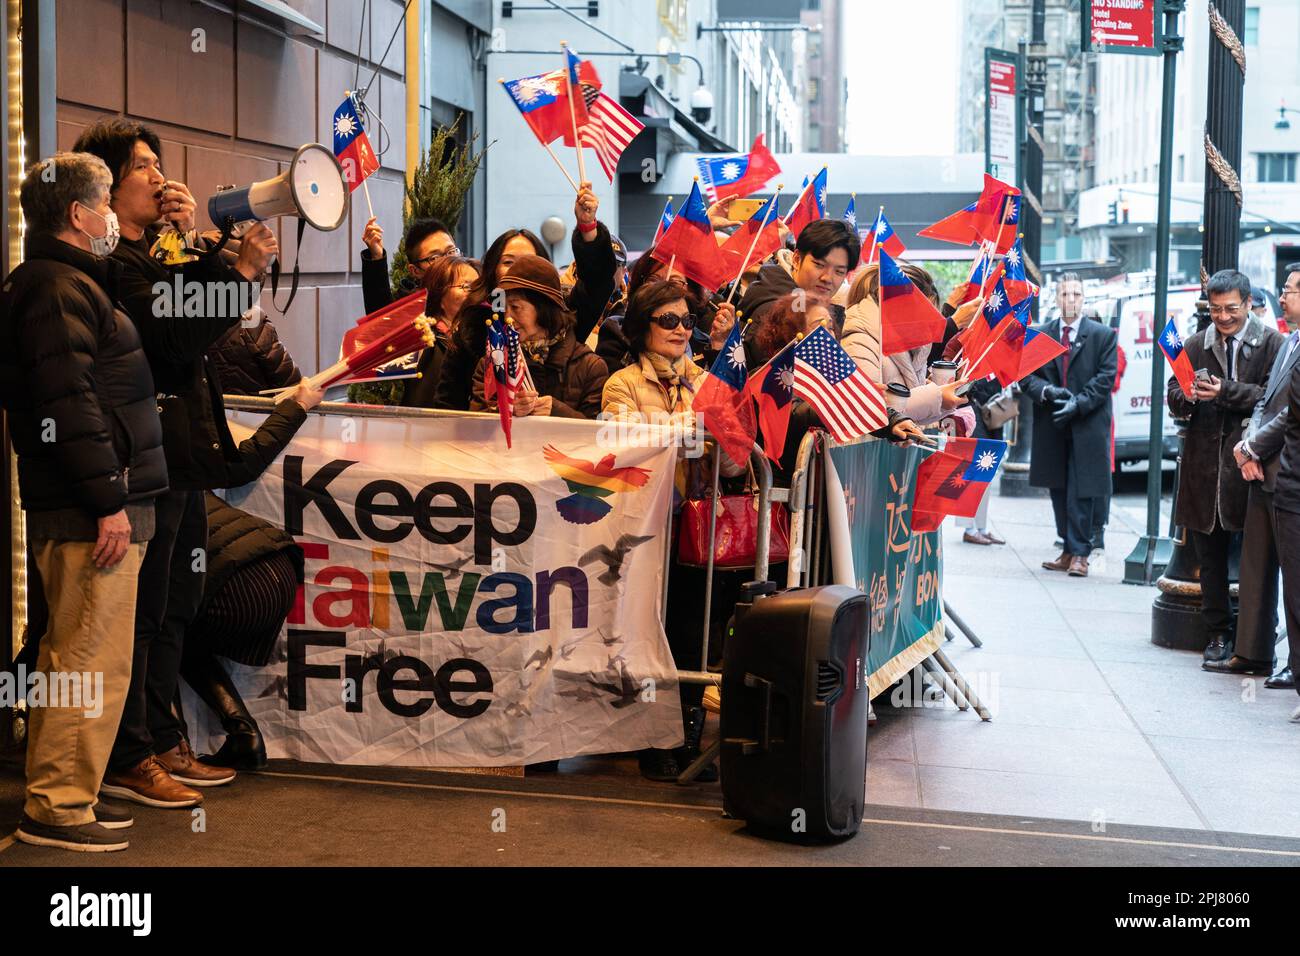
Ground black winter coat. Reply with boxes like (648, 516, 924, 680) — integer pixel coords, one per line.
(208, 317, 301, 396)
(1023, 317, 1119, 499)
(202, 492, 303, 602)
(0, 235, 168, 516)
(470, 330, 609, 419)
(1166, 315, 1284, 533)
(111, 229, 304, 490)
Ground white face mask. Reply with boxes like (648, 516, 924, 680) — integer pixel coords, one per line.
(77, 203, 120, 257)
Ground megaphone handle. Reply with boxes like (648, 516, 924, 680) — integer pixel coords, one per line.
(270, 218, 307, 315)
(196, 217, 237, 260)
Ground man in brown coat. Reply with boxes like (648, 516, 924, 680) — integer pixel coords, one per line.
(1166, 269, 1284, 664)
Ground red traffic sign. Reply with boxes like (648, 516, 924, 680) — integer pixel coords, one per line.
(1083, 0, 1162, 57)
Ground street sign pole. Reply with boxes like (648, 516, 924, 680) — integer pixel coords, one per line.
(1121, 0, 1183, 585)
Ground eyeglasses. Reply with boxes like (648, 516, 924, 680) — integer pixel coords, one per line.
(411, 247, 460, 268)
(1208, 304, 1246, 317)
(651, 311, 698, 331)
(1280, 288, 1300, 298)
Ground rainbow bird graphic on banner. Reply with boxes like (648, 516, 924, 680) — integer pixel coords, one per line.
(542, 445, 653, 524)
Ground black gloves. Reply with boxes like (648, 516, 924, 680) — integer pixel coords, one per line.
(1052, 396, 1080, 427)
(1042, 385, 1072, 404)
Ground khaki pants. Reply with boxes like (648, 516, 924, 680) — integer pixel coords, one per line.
(24, 539, 143, 826)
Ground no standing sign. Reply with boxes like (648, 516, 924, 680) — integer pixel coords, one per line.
(1082, 0, 1162, 56)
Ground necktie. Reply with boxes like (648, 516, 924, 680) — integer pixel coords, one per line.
(1225, 337, 1235, 381)
(1061, 325, 1072, 381)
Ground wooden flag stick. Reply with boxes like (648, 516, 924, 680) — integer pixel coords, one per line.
(498, 78, 580, 191)
(559, 41, 587, 188)
(724, 184, 784, 305)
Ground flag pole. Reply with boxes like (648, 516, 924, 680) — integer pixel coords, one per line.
(724, 184, 784, 306)
(867, 205, 884, 265)
(559, 41, 587, 189)
(497, 79, 579, 191)
(977, 197, 1015, 301)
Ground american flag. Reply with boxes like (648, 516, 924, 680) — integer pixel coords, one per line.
(485, 316, 527, 447)
(793, 326, 890, 442)
(575, 84, 645, 183)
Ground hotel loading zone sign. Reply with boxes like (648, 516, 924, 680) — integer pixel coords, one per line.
(984, 48, 1019, 188)
(1083, 0, 1161, 56)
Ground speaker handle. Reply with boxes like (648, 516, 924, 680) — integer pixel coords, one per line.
(740, 673, 774, 755)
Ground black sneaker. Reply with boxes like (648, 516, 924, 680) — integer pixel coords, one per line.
(15, 813, 129, 852)
(93, 801, 134, 830)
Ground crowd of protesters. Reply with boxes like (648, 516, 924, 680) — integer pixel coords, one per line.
(8, 113, 1296, 852)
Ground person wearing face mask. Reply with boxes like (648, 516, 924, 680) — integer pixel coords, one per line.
(73, 118, 323, 806)
(0, 153, 169, 851)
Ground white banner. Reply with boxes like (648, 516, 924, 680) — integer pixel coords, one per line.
(189, 409, 684, 767)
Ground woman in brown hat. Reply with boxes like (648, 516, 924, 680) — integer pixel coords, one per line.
(470, 254, 609, 419)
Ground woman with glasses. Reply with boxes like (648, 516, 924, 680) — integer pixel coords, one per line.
(602, 279, 745, 783)
(397, 256, 480, 408)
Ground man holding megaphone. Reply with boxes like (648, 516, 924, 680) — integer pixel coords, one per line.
(73, 118, 323, 809)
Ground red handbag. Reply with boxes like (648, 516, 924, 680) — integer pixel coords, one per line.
(677, 493, 791, 569)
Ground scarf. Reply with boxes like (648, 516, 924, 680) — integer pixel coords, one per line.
(645, 352, 694, 412)
(522, 331, 565, 365)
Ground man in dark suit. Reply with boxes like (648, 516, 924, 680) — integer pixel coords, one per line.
(1166, 269, 1284, 665)
(1223, 263, 1300, 683)
(1263, 327, 1300, 721)
(1025, 273, 1119, 578)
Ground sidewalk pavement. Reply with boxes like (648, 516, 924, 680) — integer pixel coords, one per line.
(867, 482, 1300, 840)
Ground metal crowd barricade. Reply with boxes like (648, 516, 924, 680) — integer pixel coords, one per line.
(779, 427, 992, 721)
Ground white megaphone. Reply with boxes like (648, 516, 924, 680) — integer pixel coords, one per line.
(207, 142, 348, 231)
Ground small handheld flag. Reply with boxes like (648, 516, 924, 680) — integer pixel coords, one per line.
(1016, 326, 1068, 379)
(743, 341, 796, 463)
(1159, 317, 1197, 398)
(696, 134, 782, 204)
(793, 326, 890, 442)
(332, 94, 381, 193)
(912, 437, 1008, 532)
(843, 195, 857, 230)
(719, 193, 783, 287)
(651, 180, 731, 292)
(483, 315, 527, 448)
(878, 248, 947, 355)
(867, 208, 906, 264)
(692, 319, 757, 466)
(652, 197, 675, 246)
(784, 167, 827, 240)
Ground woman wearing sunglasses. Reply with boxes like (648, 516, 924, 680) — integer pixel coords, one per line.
(602, 279, 745, 783)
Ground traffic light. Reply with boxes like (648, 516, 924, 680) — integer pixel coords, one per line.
(1120, 201, 1130, 224)
(1108, 201, 1118, 225)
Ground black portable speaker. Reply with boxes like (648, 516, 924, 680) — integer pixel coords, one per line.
(720, 584, 870, 842)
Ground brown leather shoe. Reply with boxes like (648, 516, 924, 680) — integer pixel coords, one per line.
(157, 740, 236, 787)
(963, 530, 994, 545)
(1068, 555, 1089, 577)
(1042, 551, 1073, 572)
(101, 755, 203, 809)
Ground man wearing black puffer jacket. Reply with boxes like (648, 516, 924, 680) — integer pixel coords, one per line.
(1, 153, 168, 852)
(74, 118, 322, 806)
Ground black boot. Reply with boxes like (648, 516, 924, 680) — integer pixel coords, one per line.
(181, 651, 268, 771)
(674, 705, 717, 783)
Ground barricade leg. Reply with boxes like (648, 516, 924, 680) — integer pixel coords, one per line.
(932, 646, 992, 721)
(943, 601, 984, 648)
(921, 657, 969, 712)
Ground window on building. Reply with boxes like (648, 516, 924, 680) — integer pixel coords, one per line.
(1258, 153, 1297, 182)
(1245, 7, 1259, 46)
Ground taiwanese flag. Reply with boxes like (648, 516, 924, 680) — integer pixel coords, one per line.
(1158, 316, 1196, 398)
(651, 197, 675, 246)
(1016, 326, 1068, 379)
(919, 174, 1020, 252)
(784, 167, 827, 240)
(743, 342, 796, 463)
(692, 319, 757, 467)
(866, 208, 907, 264)
(912, 437, 1009, 532)
(502, 59, 599, 147)
(719, 194, 782, 281)
(878, 248, 947, 355)
(332, 95, 381, 192)
(696, 134, 782, 203)
(1001, 237, 1034, 305)
(651, 180, 730, 292)
(968, 299, 1031, 387)
(960, 275, 1015, 362)
(843, 194, 857, 230)
(483, 315, 526, 448)
(562, 47, 592, 131)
